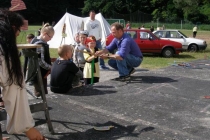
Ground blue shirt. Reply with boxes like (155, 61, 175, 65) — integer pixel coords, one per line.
(106, 33, 143, 59)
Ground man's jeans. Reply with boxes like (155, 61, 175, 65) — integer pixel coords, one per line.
(96, 40, 105, 66)
(108, 52, 143, 76)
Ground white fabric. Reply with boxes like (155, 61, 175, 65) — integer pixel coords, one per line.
(84, 18, 102, 40)
(0, 45, 34, 134)
(48, 12, 111, 48)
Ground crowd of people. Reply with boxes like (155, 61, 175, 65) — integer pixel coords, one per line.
(0, 8, 143, 139)
(0, 6, 202, 139)
(25, 10, 143, 94)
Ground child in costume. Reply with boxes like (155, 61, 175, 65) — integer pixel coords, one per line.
(83, 36, 100, 85)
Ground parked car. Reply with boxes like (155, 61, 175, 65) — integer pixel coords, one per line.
(153, 30, 207, 52)
(106, 29, 183, 58)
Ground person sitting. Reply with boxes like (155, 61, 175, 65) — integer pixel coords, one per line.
(50, 44, 82, 93)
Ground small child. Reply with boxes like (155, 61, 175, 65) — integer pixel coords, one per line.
(73, 30, 89, 79)
(26, 33, 35, 43)
(32, 23, 54, 97)
(83, 36, 99, 85)
(73, 32, 80, 47)
(50, 44, 82, 93)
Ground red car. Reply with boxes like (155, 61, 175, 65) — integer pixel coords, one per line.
(106, 29, 183, 57)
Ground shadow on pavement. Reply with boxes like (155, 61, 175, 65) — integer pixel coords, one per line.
(54, 85, 117, 96)
(131, 76, 177, 83)
(34, 119, 152, 140)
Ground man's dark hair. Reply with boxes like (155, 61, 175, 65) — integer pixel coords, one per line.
(89, 10, 95, 14)
(27, 33, 35, 39)
(111, 22, 124, 31)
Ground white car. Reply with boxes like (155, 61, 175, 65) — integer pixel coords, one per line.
(153, 30, 207, 52)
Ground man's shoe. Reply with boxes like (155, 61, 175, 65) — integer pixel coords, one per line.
(114, 75, 130, 81)
(100, 65, 110, 70)
(129, 68, 136, 75)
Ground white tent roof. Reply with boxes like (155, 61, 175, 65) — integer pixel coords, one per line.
(48, 12, 111, 48)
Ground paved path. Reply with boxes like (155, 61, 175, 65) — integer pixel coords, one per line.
(2, 60, 210, 140)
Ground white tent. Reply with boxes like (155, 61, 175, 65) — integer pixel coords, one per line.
(48, 12, 111, 48)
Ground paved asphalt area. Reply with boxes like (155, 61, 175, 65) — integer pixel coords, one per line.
(2, 59, 210, 140)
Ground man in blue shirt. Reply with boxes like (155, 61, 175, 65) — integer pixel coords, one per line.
(95, 22, 143, 81)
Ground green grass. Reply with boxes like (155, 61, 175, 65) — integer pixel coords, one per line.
(17, 27, 210, 70)
(17, 26, 41, 44)
(140, 30, 210, 70)
(141, 51, 209, 70)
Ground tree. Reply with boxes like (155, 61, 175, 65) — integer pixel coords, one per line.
(173, 0, 205, 23)
(82, 0, 145, 18)
(200, 0, 210, 23)
(82, 0, 114, 16)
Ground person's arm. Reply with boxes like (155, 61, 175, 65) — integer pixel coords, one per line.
(84, 49, 97, 62)
(95, 38, 117, 57)
(102, 38, 131, 60)
(69, 62, 79, 74)
(37, 46, 51, 70)
(115, 38, 130, 59)
(106, 53, 122, 60)
(95, 48, 109, 57)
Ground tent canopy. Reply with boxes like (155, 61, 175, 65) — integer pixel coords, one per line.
(48, 12, 111, 48)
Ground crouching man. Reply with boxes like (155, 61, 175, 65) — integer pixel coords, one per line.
(95, 22, 143, 81)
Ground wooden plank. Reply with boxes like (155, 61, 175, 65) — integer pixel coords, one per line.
(17, 44, 41, 49)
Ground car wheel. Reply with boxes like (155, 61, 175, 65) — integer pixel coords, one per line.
(188, 44, 198, 52)
(162, 48, 174, 58)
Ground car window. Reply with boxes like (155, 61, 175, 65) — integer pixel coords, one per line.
(140, 31, 149, 39)
(178, 31, 188, 38)
(165, 31, 171, 38)
(125, 31, 137, 39)
(170, 31, 180, 38)
(155, 31, 167, 38)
